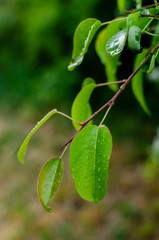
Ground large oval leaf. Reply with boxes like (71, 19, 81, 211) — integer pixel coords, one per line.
(71, 82, 96, 130)
(68, 18, 101, 71)
(18, 109, 57, 164)
(106, 29, 127, 56)
(95, 19, 126, 91)
(132, 49, 151, 115)
(38, 158, 63, 212)
(70, 125, 112, 203)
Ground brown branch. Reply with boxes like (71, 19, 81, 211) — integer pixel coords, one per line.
(58, 42, 159, 151)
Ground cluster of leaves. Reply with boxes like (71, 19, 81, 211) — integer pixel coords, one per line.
(18, 0, 159, 212)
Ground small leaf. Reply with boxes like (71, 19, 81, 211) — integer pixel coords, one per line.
(132, 49, 151, 115)
(68, 18, 101, 71)
(95, 19, 126, 91)
(127, 10, 150, 30)
(128, 26, 142, 53)
(135, 0, 142, 8)
(82, 77, 96, 88)
(70, 125, 112, 203)
(71, 82, 96, 130)
(152, 24, 159, 48)
(18, 109, 57, 164)
(38, 158, 63, 212)
(117, 0, 127, 13)
(106, 29, 127, 56)
(147, 54, 156, 74)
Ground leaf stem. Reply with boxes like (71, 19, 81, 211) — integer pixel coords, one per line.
(141, 18, 155, 33)
(60, 145, 68, 159)
(57, 111, 82, 125)
(126, 3, 159, 12)
(96, 80, 126, 87)
(144, 30, 159, 37)
(101, 17, 127, 27)
(99, 102, 114, 127)
(58, 42, 159, 151)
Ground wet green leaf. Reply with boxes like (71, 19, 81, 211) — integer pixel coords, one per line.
(132, 49, 151, 115)
(106, 29, 127, 56)
(127, 10, 150, 30)
(18, 109, 57, 164)
(38, 158, 63, 212)
(68, 18, 101, 71)
(95, 19, 126, 91)
(71, 82, 96, 130)
(70, 125, 112, 203)
(128, 26, 142, 53)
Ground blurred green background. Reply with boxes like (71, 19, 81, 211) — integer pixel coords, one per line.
(0, 0, 159, 239)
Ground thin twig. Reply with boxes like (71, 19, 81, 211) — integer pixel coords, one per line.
(96, 80, 126, 87)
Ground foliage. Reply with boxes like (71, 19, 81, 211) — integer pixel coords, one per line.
(18, 0, 159, 212)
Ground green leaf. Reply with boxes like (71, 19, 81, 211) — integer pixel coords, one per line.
(81, 77, 96, 88)
(152, 24, 159, 48)
(106, 29, 127, 56)
(135, 0, 142, 8)
(18, 109, 57, 164)
(70, 125, 112, 203)
(68, 18, 101, 71)
(147, 54, 156, 74)
(132, 49, 151, 115)
(128, 26, 142, 53)
(71, 82, 96, 130)
(127, 10, 150, 30)
(117, 0, 127, 13)
(95, 19, 126, 91)
(38, 158, 63, 212)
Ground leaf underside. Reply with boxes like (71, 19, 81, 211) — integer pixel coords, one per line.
(38, 158, 63, 212)
(18, 109, 57, 164)
(132, 49, 151, 115)
(68, 18, 101, 71)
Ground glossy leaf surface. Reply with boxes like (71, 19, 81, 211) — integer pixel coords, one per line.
(95, 19, 126, 90)
(70, 125, 112, 203)
(68, 18, 101, 71)
(71, 82, 96, 130)
(18, 109, 57, 164)
(106, 29, 127, 56)
(132, 49, 151, 115)
(38, 158, 63, 212)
